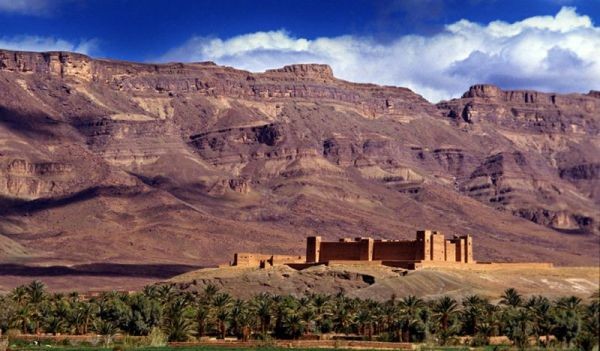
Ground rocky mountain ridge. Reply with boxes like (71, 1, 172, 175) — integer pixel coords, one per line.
(0, 49, 597, 269)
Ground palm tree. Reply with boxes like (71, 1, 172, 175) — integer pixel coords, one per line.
(273, 295, 299, 338)
(157, 284, 177, 304)
(332, 304, 354, 335)
(163, 296, 192, 342)
(195, 304, 210, 338)
(553, 296, 582, 348)
(397, 295, 425, 342)
(212, 293, 232, 339)
(10, 286, 28, 306)
(432, 296, 459, 345)
(232, 304, 256, 341)
(506, 308, 532, 350)
(356, 308, 375, 339)
(25, 280, 46, 334)
(72, 302, 97, 335)
(307, 293, 331, 333)
(299, 304, 316, 335)
(500, 288, 522, 308)
(44, 315, 65, 336)
(575, 299, 599, 351)
(525, 295, 553, 347)
(26, 281, 46, 305)
(93, 319, 118, 347)
(202, 284, 219, 303)
(282, 312, 305, 339)
(253, 293, 274, 336)
(13, 305, 31, 333)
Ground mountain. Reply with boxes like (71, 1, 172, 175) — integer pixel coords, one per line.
(0, 49, 598, 270)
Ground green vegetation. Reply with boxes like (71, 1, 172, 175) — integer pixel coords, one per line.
(0, 281, 598, 351)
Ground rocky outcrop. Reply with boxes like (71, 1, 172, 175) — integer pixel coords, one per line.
(265, 64, 335, 81)
(439, 84, 600, 134)
(0, 50, 92, 81)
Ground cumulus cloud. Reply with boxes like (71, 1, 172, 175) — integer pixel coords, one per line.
(0, 35, 98, 55)
(158, 7, 600, 102)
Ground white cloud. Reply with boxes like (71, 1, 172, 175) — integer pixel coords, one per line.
(0, 0, 53, 15)
(158, 7, 600, 102)
(0, 36, 98, 55)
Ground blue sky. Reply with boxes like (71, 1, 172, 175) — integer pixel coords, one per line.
(1, 0, 599, 101)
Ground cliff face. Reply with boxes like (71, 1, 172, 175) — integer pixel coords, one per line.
(0, 49, 597, 267)
(438, 84, 599, 234)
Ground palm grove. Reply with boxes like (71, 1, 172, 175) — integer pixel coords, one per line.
(0, 281, 598, 350)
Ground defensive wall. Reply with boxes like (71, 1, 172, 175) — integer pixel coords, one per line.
(231, 253, 305, 268)
(227, 229, 551, 270)
(306, 230, 473, 265)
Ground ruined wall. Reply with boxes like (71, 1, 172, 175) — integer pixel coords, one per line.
(271, 255, 305, 265)
(233, 253, 273, 267)
(234, 253, 305, 267)
(372, 241, 418, 261)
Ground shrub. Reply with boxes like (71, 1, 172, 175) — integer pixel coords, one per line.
(144, 327, 167, 347)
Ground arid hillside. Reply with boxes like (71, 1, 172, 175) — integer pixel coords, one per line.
(0, 49, 598, 272)
(168, 264, 600, 301)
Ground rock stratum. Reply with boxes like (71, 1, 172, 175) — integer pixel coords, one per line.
(0, 49, 598, 273)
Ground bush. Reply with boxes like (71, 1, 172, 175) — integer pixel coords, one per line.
(375, 332, 394, 342)
(470, 334, 490, 347)
(575, 331, 598, 351)
(144, 328, 167, 347)
(3, 329, 20, 343)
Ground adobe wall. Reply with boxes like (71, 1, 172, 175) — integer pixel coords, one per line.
(413, 261, 553, 270)
(455, 237, 466, 262)
(306, 236, 321, 263)
(233, 253, 273, 267)
(416, 230, 434, 261)
(372, 241, 418, 261)
(319, 241, 367, 261)
(465, 235, 474, 263)
(431, 234, 446, 261)
(445, 240, 456, 262)
(475, 262, 554, 269)
(271, 255, 305, 265)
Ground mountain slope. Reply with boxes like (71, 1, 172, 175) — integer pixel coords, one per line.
(0, 49, 598, 267)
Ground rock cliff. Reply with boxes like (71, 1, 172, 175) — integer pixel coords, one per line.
(0, 49, 597, 269)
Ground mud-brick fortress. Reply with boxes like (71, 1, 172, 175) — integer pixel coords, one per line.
(225, 229, 553, 270)
(306, 230, 473, 269)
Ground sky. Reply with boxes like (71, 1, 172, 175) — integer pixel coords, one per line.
(0, 0, 599, 102)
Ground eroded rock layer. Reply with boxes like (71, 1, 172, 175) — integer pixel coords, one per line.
(0, 49, 597, 267)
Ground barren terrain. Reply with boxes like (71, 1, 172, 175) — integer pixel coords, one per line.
(169, 264, 600, 301)
(0, 49, 598, 290)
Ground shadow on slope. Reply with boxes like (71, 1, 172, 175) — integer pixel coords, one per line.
(0, 263, 202, 279)
(0, 185, 145, 216)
